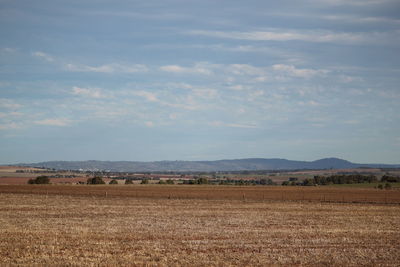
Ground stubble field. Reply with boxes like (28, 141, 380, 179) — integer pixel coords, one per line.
(0, 185, 399, 266)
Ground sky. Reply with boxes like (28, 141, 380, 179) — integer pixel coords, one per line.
(1, 0, 400, 164)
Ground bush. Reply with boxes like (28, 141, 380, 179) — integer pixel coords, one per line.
(109, 179, 118, 185)
(385, 183, 392, 190)
(158, 180, 166, 184)
(87, 176, 105, 184)
(381, 175, 400, 183)
(166, 179, 175, 184)
(141, 179, 149, 184)
(27, 176, 50, 184)
(125, 179, 133, 184)
(196, 177, 208, 184)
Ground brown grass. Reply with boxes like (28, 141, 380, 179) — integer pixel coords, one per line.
(0, 190, 399, 266)
(0, 184, 399, 204)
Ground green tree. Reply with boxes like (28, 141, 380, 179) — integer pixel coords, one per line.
(141, 179, 149, 184)
(196, 177, 208, 184)
(27, 176, 50, 184)
(385, 183, 392, 190)
(109, 179, 118, 185)
(87, 176, 105, 184)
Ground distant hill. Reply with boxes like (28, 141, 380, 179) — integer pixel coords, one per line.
(16, 158, 400, 172)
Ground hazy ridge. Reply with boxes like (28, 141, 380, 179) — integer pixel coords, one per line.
(16, 158, 400, 172)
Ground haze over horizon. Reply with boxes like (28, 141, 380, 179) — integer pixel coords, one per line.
(1, 1, 400, 165)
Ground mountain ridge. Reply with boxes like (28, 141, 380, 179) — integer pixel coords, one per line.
(14, 157, 400, 172)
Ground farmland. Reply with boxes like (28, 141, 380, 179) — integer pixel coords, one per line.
(0, 185, 400, 266)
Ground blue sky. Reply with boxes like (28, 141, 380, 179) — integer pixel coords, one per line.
(1, 0, 400, 164)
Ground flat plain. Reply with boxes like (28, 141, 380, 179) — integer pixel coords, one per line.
(0, 185, 399, 266)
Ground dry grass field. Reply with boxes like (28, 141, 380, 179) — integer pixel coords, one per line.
(0, 185, 399, 266)
(1, 184, 399, 204)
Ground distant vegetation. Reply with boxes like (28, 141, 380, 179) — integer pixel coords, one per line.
(109, 179, 118, 185)
(27, 176, 50, 184)
(87, 177, 105, 184)
(282, 174, 400, 187)
(381, 175, 400, 183)
(125, 179, 133, 184)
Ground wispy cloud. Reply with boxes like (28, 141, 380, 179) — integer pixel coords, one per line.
(34, 118, 72, 127)
(71, 86, 107, 99)
(310, 0, 396, 6)
(272, 64, 329, 78)
(0, 111, 23, 118)
(145, 121, 154, 127)
(210, 121, 258, 129)
(1, 47, 16, 53)
(133, 90, 158, 102)
(0, 98, 22, 109)
(160, 63, 212, 75)
(188, 29, 400, 45)
(0, 122, 20, 130)
(32, 51, 54, 62)
(66, 63, 148, 73)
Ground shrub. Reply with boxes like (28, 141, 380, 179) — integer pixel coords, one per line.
(158, 180, 166, 184)
(87, 176, 105, 184)
(166, 179, 175, 184)
(125, 179, 133, 184)
(109, 179, 118, 185)
(27, 176, 50, 184)
(384, 183, 392, 190)
(377, 184, 383, 190)
(196, 177, 208, 184)
(141, 179, 149, 184)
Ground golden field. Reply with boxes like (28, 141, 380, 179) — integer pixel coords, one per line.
(0, 185, 399, 266)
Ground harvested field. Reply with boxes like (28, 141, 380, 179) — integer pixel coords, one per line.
(0, 190, 399, 266)
(0, 185, 399, 204)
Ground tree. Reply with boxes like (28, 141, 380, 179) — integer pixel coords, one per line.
(109, 179, 118, 185)
(125, 179, 133, 184)
(87, 176, 105, 184)
(141, 179, 149, 184)
(27, 176, 50, 184)
(385, 183, 392, 190)
(196, 177, 208, 184)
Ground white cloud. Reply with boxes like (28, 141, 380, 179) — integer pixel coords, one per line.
(145, 121, 154, 127)
(298, 100, 323, 107)
(0, 98, 22, 109)
(160, 63, 212, 75)
(311, 0, 395, 6)
(343, 120, 360, 124)
(34, 118, 72, 127)
(0, 122, 20, 130)
(32, 51, 54, 62)
(192, 88, 218, 99)
(66, 63, 148, 73)
(226, 64, 265, 76)
(71, 86, 106, 98)
(272, 64, 328, 78)
(1, 47, 16, 53)
(210, 121, 258, 129)
(0, 111, 23, 118)
(133, 89, 204, 111)
(229, 85, 249, 91)
(134, 91, 158, 102)
(188, 29, 400, 45)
